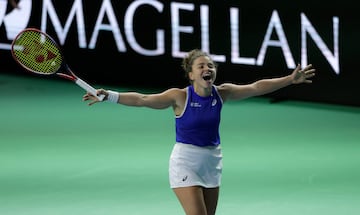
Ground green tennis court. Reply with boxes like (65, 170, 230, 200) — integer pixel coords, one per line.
(1, 73, 359, 215)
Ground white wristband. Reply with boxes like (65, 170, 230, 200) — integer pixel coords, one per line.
(107, 90, 120, 103)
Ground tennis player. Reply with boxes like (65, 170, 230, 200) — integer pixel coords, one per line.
(83, 49, 315, 215)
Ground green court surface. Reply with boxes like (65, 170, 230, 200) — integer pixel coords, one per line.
(1, 73, 360, 215)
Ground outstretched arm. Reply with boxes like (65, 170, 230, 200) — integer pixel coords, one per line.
(219, 64, 315, 101)
(83, 88, 185, 110)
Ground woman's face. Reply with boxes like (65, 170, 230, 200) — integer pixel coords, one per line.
(189, 56, 217, 88)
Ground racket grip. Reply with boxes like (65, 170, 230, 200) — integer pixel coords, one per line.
(75, 78, 105, 101)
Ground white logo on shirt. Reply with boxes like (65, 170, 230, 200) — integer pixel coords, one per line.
(212, 99, 217, 106)
(190, 102, 202, 107)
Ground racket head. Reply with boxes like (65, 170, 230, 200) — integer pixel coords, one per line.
(11, 28, 64, 75)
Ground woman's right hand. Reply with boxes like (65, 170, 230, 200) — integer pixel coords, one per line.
(83, 89, 108, 106)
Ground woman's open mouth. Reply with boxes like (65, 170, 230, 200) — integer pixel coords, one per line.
(203, 74, 212, 81)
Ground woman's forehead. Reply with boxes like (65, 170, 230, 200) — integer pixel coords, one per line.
(194, 55, 212, 64)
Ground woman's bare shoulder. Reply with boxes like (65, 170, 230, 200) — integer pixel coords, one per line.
(164, 87, 187, 96)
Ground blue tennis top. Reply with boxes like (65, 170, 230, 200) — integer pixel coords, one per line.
(175, 85, 223, 147)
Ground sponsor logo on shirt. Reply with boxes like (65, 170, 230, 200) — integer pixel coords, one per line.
(190, 102, 202, 107)
(212, 99, 217, 106)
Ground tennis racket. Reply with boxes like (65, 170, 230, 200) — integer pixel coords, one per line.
(11, 28, 105, 101)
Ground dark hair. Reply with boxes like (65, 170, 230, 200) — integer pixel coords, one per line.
(181, 49, 217, 83)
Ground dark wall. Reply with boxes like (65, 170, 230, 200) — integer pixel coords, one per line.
(1, 1, 359, 106)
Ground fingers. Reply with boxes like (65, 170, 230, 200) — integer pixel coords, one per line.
(302, 64, 316, 75)
(293, 63, 315, 84)
(302, 65, 315, 84)
(304, 69, 316, 77)
(297, 63, 313, 71)
(82, 92, 97, 104)
(83, 89, 108, 105)
(82, 92, 93, 101)
(83, 89, 106, 99)
(88, 100, 97, 106)
(303, 64, 313, 71)
(304, 65, 316, 79)
(298, 64, 316, 76)
(83, 94, 99, 106)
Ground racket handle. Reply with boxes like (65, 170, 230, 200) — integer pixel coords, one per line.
(75, 78, 105, 101)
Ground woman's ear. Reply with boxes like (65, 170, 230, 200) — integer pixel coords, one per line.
(188, 71, 194, 82)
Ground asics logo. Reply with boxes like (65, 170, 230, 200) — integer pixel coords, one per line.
(212, 99, 217, 106)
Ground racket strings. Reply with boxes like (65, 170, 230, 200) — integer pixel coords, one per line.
(12, 30, 63, 74)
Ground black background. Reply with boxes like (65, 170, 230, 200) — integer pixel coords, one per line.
(1, 1, 359, 106)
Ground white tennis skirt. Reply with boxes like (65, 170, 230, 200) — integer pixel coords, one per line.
(169, 142, 223, 188)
